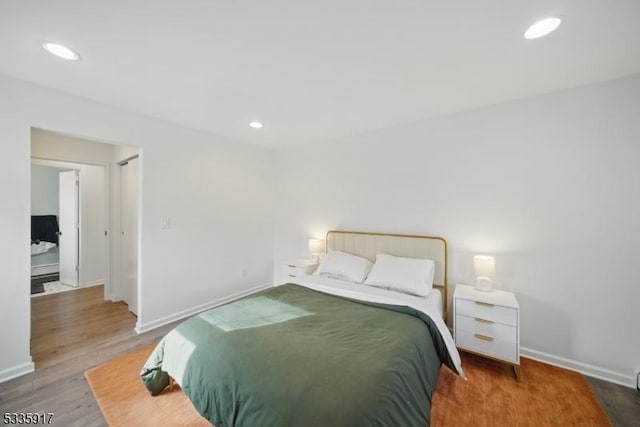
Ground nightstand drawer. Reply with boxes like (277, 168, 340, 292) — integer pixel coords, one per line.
(455, 324, 517, 363)
(455, 314, 517, 342)
(284, 261, 318, 279)
(456, 299, 517, 326)
(285, 265, 307, 278)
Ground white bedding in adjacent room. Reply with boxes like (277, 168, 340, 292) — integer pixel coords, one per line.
(31, 241, 56, 256)
(289, 274, 463, 377)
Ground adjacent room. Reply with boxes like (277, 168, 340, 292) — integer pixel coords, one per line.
(0, 1, 638, 426)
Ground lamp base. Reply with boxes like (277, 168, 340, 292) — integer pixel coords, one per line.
(475, 276, 493, 292)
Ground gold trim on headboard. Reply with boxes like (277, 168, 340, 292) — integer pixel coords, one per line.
(324, 230, 449, 320)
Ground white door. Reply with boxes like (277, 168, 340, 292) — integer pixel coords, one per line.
(59, 170, 79, 287)
(121, 158, 139, 315)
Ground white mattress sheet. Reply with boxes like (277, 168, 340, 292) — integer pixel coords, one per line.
(289, 275, 463, 377)
(425, 288, 442, 318)
(31, 241, 56, 255)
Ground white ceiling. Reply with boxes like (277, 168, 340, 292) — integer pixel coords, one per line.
(1, 1, 639, 149)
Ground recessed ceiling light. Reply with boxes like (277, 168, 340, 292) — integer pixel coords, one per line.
(43, 42, 81, 61)
(249, 121, 263, 129)
(524, 17, 562, 40)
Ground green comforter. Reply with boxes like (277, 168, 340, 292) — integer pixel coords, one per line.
(141, 284, 455, 426)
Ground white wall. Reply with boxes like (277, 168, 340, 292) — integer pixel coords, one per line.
(79, 164, 106, 286)
(31, 164, 60, 216)
(274, 75, 640, 387)
(0, 74, 275, 382)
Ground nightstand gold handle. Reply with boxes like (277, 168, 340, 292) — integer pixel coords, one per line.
(288, 274, 296, 277)
(475, 317, 494, 324)
(474, 301, 494, 307)
(474, 333, 494, 342)
(287, 264, 297, 268)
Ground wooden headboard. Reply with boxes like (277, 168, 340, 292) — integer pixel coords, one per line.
(325, 230, 448, 318)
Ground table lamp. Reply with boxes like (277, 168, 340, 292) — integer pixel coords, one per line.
(474, 255, 495, 292)
(309, 239, 326, 262)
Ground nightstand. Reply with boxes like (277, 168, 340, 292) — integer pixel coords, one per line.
(453, 284, 521, 381)
(282, 259, 318, 282)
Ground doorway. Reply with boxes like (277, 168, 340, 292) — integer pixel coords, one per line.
(30, 128, 141, 370)
(30, 128, 140, 305)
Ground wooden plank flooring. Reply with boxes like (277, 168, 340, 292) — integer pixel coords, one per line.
(1, 285, 638, 426)
(586, 376, 640, 427)
(0, 286, 181, 427)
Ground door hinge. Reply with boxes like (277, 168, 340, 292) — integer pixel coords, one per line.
(75, 265, 79, 272)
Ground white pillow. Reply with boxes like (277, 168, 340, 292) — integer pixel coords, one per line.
(364, 254, 434, 297)
(313, 250, 373, 283)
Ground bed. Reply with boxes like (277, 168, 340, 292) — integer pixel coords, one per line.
(31, 240, 57, 255)
(141, 231, 464, 426)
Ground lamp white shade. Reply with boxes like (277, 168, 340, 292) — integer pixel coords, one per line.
(308, 239, 326, 254)
(473, 255, 495, 277)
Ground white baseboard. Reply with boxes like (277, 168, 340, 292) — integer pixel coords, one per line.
(82, 280, 104, 288)
(31, 263, 59, 276)
(0, 360, 35, 383)
(134, 283, 273, 334)
(521, 347, 636, 389)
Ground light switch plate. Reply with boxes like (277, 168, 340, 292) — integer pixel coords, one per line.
(160, 217, 171, 229)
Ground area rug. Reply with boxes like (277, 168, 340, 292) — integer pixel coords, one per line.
(86, 345, 611, 426)
(30, 273, 59, 294)
(431, 352, 611, 426)
(31, 281, 45, 294)
(30, 281, 78, 298)
(85, 344, 210, 427)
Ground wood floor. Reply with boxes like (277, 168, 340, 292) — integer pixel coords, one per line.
(586, 376, 640, 427)
(0, 286, 181, 427)
(1, 285, 638, 426)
